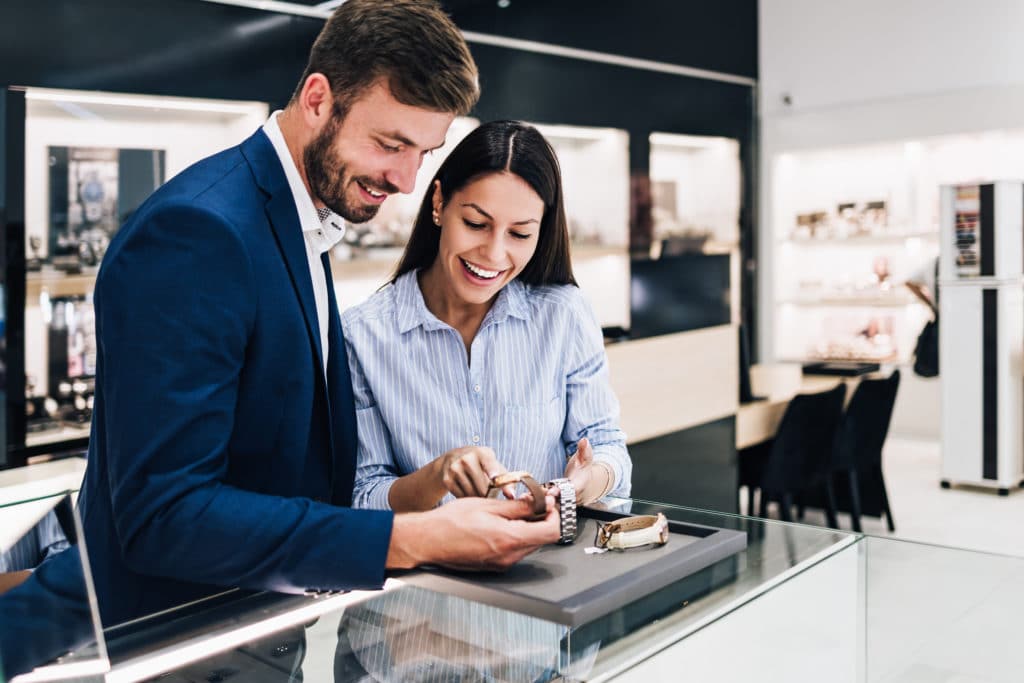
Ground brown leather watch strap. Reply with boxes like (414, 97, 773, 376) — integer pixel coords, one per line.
(487, 470, 547, 519)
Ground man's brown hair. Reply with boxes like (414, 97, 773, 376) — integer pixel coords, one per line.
(293, 0, 479, 117)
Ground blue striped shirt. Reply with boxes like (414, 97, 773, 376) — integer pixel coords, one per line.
(342, 269, 631, 510)
(0, 511, 70, 572)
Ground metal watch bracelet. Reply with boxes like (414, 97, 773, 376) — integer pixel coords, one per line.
(547, 477, 577, 544)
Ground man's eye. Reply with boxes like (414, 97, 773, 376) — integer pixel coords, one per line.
(380, 142, 401, 153)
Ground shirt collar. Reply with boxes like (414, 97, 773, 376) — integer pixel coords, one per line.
(262, 111, 346, 250)
(394, 269, 531, 334)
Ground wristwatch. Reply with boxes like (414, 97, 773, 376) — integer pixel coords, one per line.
(595, 513, 670, 551)
(547, 478, 577, 544)
(487, 470, 547, 520)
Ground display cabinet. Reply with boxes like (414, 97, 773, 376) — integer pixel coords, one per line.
(1, 86, 268, 465)
(771, 141, 939, 364)
(770, 129, 1024, 364)
(649, 132, 740, 253)
(626, 133, 742, 340)
(84, 499, 861, 683)
(6, 488, 1022, 681)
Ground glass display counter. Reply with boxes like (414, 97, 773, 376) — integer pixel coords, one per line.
(1, 490, 107, 682)
(93, 499, 857, 682)
(5, 492, 1022, 681)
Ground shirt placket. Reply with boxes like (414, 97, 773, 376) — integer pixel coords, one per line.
(466, 326, 488, 447)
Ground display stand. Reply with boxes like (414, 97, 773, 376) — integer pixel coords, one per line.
(402, 507, 747, 628)
(939, 181, 1024, 494)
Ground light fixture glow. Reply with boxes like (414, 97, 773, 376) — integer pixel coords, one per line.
(26, 88, 265, 116)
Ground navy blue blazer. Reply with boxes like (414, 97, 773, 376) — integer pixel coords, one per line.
(78, 130, 394, 627)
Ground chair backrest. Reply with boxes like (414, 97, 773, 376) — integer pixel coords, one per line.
(833, 369, 901, 471)
(761, 383, 847, 494)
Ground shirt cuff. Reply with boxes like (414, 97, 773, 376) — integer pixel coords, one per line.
(355, 478, 397, 511)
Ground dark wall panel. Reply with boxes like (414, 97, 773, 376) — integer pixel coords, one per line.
(629, 416, 738, 514)
(1, 0, 320, 109)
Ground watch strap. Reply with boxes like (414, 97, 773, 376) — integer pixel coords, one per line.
(547, 477, 577, 544)
(487, 470, 547, 520)
(596, 513, 670, 550)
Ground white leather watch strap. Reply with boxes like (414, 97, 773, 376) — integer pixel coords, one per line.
(596, 513, 670, 550)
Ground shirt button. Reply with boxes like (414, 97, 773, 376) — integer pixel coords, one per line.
(472, 434, 480, 443)
(473, 384, 481, 393)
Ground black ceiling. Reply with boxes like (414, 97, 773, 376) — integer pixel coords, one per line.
(0, 0, 757, 103)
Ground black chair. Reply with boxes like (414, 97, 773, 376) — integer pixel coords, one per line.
(830, 370, 900, 532)
(739, 384, 847, 526)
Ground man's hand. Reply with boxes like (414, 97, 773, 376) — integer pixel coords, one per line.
(386, 496, 560, 571)
(435, 446, 511, 499)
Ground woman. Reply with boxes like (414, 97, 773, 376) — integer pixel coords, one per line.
(343, 120, 631, 513)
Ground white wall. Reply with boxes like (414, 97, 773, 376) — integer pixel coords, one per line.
(760, 0, 1024, 119)
(759, 0, 1024, 437)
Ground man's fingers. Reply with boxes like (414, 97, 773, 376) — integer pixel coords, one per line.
(487, 495, 550, 520)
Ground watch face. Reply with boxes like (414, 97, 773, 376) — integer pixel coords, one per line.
(80, 177, 104, 203)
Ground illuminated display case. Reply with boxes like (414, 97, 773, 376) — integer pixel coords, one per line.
(771, 141, 941, 364)
(770, 130, 1024, 365)
(2, 86, 269, 464)
(626, 133, 741, 340)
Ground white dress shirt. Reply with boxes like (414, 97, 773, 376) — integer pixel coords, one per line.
(262, 111, 346, 373)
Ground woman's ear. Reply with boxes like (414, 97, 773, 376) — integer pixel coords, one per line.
(431, 180, 443, 213)
(431, 180, 444, 226)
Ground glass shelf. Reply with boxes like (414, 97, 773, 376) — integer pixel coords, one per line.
(781, 229, 939, 246)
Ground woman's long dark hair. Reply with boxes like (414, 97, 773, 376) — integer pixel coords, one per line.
(391, 120, 577, 286)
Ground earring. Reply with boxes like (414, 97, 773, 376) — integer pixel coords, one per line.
(432, 210, 440, 225)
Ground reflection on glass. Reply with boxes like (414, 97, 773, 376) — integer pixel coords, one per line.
(1, 282, 6, 466)
(336, 586, 570, 682)
(0, 492, 107, 681)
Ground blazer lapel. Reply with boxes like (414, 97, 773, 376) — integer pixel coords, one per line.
(240, 130, 324, 369)
(323, 253, 358, 505)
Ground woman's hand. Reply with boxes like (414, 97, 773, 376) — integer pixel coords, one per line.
(558, 437, 614, 505)
(563, 437, 594, 499)
(388, 445, 512, 512)
(435, 445, 511, 498)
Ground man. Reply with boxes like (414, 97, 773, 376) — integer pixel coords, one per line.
(78, 0, 558, 627)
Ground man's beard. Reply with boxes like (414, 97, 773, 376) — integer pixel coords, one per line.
(304, 117, 398, 224)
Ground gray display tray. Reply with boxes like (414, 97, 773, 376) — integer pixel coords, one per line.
(400, 507, 748, 628)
